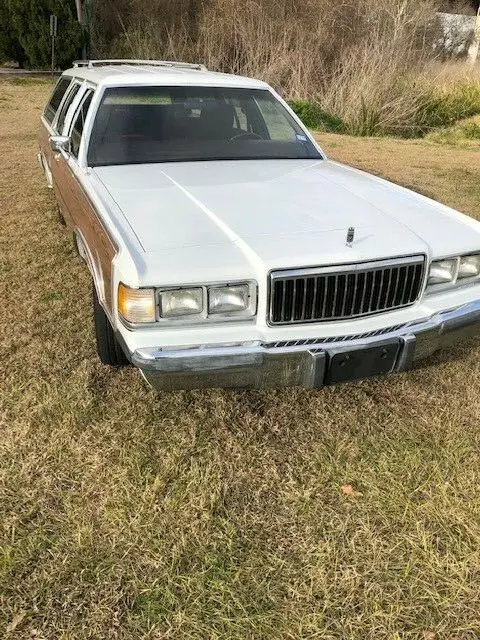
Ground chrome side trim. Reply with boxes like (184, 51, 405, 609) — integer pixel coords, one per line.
(37, 151, 53, 188)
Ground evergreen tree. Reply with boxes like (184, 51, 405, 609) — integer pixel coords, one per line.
(0, 0, 82, 69)
(0, 2, 27, 67)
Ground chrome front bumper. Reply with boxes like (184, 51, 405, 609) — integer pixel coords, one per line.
(131, 300, 480, 391)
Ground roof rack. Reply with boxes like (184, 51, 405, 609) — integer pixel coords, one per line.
(72, 59, 208, 71)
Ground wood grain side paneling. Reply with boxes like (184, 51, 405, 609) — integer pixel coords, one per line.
(49, 151, 118, 314)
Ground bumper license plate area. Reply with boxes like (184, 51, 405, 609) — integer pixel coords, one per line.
(325, 339, 401, 385)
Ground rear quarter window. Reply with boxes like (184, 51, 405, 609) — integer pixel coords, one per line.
(44, 77, 71, 125)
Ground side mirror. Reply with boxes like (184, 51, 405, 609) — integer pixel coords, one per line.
(50, 135, 71, 154)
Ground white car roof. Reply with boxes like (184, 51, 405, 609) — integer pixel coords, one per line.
(62, 60, 269, 90)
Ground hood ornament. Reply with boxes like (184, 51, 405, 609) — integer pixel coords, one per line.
(346, 226, 355, 247)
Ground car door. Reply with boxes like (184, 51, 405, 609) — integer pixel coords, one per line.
(48, 81, 85, 224)
(39, 76, 72, 187)
(52, 88, 118, 313)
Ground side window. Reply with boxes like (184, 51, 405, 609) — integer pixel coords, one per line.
(44, 77, 71, 125)
(70, 91, 94, 158)
(56, 83, 81, 134)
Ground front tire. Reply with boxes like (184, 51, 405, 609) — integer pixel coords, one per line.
(93, 285, 129, 367)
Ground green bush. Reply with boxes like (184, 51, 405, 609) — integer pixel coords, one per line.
(288, 100, 344, 133)
(414, 83, 480, 137)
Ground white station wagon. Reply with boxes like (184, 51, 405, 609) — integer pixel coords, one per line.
(38, 59, 480, 391)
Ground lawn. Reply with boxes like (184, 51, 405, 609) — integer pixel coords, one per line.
(1, 78, 480, 640)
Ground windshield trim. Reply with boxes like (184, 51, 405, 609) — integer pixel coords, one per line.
(90, 155, 323, 168)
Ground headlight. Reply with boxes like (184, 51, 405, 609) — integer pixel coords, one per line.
(208, 284, 250, 314)
(458, 254, 480, 279)
(119, 281, 256, 325)
(427, 259, 458, 286)
(159, 288, 203, 317)
(118, 283, 156, 324)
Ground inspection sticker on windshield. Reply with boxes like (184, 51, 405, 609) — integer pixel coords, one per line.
(296, 133, 307, 141)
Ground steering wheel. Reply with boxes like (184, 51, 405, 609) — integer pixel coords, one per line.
(229, 131, 262, 142)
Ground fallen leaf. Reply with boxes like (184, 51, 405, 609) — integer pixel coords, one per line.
(423, 632, 435, 640)
(340, 484, 362, 497)
(6, 610, 27, 633)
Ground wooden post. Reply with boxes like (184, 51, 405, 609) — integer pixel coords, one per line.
(75, 0, 83, 24)
(50, 14, 57, 75)
(75, 0, 88, 60)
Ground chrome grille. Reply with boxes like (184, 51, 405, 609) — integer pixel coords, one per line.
(269, 256, 425, 325)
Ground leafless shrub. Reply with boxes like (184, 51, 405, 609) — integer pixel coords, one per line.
(315, 0, 438, 134)
(92, 0, 461, 135)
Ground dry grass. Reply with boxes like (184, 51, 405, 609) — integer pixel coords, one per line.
(102, 0, 436, 99)
(424, 62, 480, 87)
(1, 79, 480, 639)
(100, 1, 480, 138)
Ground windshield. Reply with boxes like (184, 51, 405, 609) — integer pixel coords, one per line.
(87, 86, 321, 166)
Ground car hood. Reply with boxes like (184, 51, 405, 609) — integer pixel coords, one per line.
(93, 159, 480, 272)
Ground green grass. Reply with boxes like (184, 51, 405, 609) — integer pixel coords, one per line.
(41, 291, 64, 302)
(426, 115, 480, 147)
(6, 75, 56, 85)
(1, 79, 480, 639)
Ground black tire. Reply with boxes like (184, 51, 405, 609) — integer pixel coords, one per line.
(93, 285, 129, 367)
